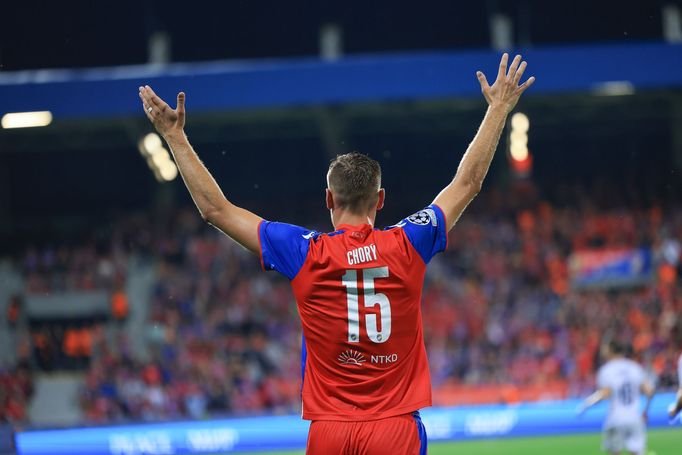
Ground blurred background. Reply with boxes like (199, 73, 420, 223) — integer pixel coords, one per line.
(1, 0, 682, 453)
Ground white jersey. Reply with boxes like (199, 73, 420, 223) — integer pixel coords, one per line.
(597, 358, 646, 427)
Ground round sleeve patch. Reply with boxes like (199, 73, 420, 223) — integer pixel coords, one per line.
(407, 209, 436, 226)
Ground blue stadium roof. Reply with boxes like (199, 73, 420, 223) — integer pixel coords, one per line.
(2, 42, 681, 119)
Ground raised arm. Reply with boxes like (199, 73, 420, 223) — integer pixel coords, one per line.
(139, 86, 261, 253)
(578, 387, 611, 415)
(433, 53, 535, 231)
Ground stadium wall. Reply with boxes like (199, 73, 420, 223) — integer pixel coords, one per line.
(14, 393, 678, 455)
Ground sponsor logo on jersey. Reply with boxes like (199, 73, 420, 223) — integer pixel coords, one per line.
(407, 208, 437, 226)
(337, 349, 366, 366)
(371, 354, 398, 364)
(302, 231, 316, 240)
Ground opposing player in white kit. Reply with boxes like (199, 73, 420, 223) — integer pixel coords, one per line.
(579, 341, 655, 455)
(669, 353, 682, 419)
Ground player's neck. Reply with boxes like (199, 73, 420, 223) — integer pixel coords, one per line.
(332, 210, 375, 230)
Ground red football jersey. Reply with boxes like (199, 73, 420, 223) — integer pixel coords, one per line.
(259, 205, 448, 421)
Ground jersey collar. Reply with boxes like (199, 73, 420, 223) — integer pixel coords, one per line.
(334, 223, 374, 241)
(335, 223, 373, 232)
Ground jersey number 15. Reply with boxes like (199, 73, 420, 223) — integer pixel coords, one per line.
(342, 266, 391, 344)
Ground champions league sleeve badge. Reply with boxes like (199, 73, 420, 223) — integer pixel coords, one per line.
(407, 208, 437, 226)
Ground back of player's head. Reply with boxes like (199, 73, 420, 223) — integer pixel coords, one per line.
(607, 339, 626, 356)
(327, 153, 382, 214)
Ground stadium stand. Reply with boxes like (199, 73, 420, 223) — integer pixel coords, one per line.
(3, 186, 680, 424)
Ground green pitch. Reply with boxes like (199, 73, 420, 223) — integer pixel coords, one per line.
(233, 428, 679, 455)
(427, 428, 678, 454)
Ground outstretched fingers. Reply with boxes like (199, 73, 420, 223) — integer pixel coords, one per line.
(515, 76, 536, 94)
(497, 53, 509, 80)
(506, 54, 522, 80)
(139, 86, 154, 109)
(476, 71, 490, 91)
(177, 92, 186, 114)
(139, 87, 157, 116)
(513, 61, 527, 85)
(476, 71, 492, 103)
(146, 86, 167, 110)
(138, 90, 155, 121)
(140, 85, 167, 111)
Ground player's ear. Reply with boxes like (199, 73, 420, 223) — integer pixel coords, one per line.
(376, 188, 385, 211)
(326, 188, 335, 210)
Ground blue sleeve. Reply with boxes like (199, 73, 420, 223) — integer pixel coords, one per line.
(258, 220, 317, 280)
(396, 204, 448, 264)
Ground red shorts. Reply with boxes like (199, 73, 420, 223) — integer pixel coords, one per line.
(306, 411, 427, 455)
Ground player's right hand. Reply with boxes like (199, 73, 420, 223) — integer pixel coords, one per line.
(476, 53, 535, 113)
(139, 85, 186, 138)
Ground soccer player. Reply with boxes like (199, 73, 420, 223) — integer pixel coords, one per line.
(139, 53, 534, 454)
(579, 341, 655, 455)
(669, 352, 682, 419)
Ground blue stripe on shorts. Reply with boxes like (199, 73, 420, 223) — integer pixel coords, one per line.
(412, 411, 427, 455)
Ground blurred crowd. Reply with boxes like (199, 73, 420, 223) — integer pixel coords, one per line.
(81, 219, 303, 421)
(0, 362, 33, 424)
(424, 202, 682, 397)
(3, 194, 682, 423)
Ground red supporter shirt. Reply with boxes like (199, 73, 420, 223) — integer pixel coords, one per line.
(259, 205, 448, 421)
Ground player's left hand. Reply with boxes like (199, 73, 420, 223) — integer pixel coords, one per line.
(476, 53, 535, 113)
(642, 411, 648, 425)
(139, 85, 186, 138)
